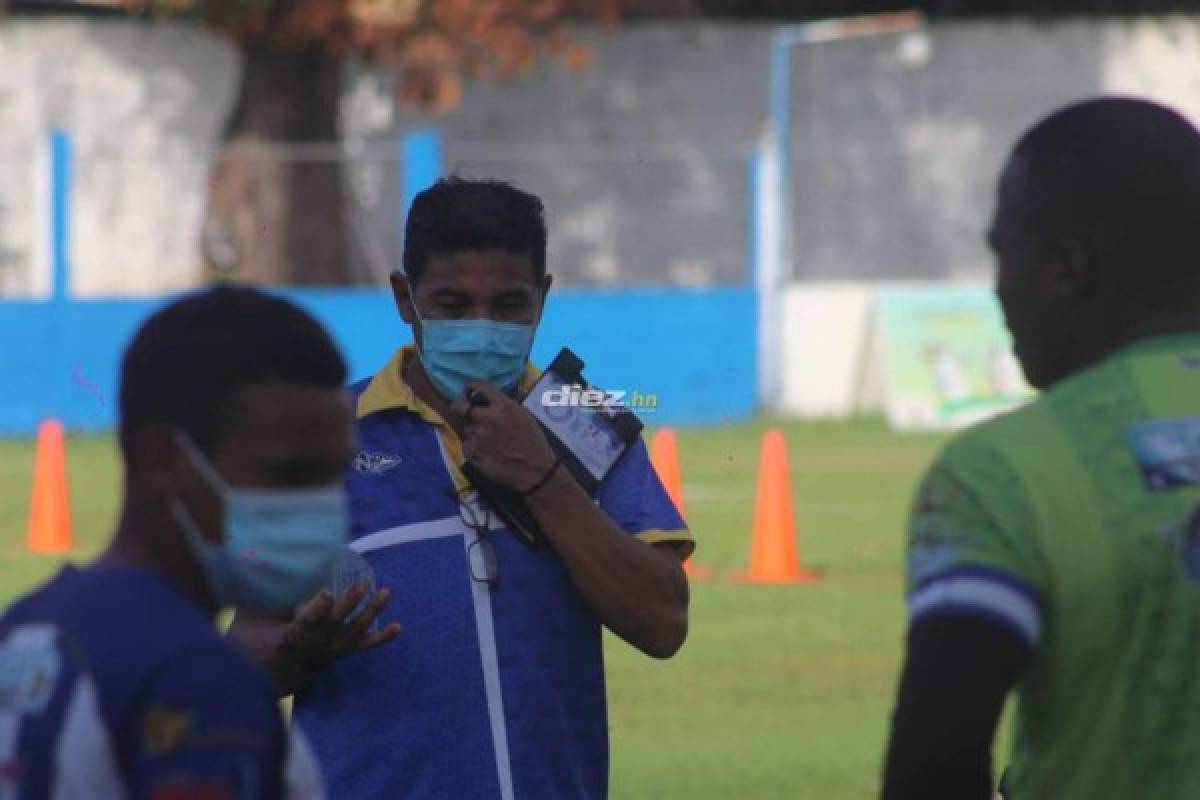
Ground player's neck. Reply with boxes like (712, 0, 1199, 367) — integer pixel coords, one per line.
(102, 511, 220, 617)
(1097, 308, 1200, 361)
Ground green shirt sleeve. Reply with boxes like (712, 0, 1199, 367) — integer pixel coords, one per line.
(906, 435, 1049, 645)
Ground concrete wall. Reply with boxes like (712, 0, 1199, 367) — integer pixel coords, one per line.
(778, 283, 877, 417)
(786, 17, 1200, 282)
(2, 17, 1200, 297)
(777, 280, 996, 420)
(0, 20, 238, 297)
(344, 24, 772, 288)
(361, 17, 1200, 287)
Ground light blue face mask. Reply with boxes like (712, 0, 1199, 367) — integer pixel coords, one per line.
(410, 289, 536, 400)
(168, 432, 348, 611)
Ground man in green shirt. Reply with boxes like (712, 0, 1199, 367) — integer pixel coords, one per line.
(883, 96, 1200, 800)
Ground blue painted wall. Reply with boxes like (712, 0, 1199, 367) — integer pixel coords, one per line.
(0, 287, 756, 436)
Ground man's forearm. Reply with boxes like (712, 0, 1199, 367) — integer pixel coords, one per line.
(882, 674, 995, 800)
(524, 467, 689, 658)
(882, 615, 1028, 800)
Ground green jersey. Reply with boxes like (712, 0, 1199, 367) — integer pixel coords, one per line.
(906, 334, 1200, 800)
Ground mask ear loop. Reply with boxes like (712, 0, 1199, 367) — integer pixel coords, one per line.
(169, 431, 231, 554)
(171, 431, 228, 496)
(166, 433, 228, 599)
(406, 282, 432, 367)
(167, 495, 212, 551)
(406, 281, 427, 324)
(169, 434, 229, 546)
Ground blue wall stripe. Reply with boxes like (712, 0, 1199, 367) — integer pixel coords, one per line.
(0, 287, 756, 436)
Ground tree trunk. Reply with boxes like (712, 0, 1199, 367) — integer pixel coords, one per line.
(203, 43, 354, 286)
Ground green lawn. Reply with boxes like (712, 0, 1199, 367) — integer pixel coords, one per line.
(1, 418, 954, 799)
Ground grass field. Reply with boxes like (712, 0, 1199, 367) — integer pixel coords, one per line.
(1, 417, 956, 799)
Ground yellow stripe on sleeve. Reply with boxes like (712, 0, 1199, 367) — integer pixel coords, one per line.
(635, 528, 695, 559)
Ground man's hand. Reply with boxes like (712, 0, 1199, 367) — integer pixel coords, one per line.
(281, 583, 401, 675)
(447, 380, 687, 659)
(231, 584, 401, 696)
(450, 380, 557, 493)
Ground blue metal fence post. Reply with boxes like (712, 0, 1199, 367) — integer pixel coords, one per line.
(51, 130, 71, 303)
(747, 148, 759, 286)
(48, 129, 72, 423)
(760, 27, 807, 414)
(401, 129, 443, 214)
(398, 129, 443, 273)
(760, 13, 923, 415)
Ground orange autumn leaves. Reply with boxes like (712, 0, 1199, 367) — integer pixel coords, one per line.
(121, 0, 619, 114)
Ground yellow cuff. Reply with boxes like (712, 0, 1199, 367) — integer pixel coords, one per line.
(635, 528, 695, 559)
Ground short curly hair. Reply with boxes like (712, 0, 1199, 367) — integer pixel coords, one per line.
(118, 286, 346, 463)
(402, 176, 547, 285)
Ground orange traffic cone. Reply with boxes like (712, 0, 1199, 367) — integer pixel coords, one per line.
(732, 429, 821, 584)
(649, 428, 711, 579)
(26, 419, 73, 553)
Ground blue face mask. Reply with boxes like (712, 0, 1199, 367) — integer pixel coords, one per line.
(168, 432, 348, 611)
(410, 290, 536, 400)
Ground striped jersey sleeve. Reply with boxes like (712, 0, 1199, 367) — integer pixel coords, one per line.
(905, 437, 1048, 649)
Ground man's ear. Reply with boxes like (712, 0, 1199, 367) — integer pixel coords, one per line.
(1049, 236, 1100, 301)
(390, 272, 416, 325)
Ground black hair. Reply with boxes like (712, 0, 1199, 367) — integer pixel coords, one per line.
(118, 285, 347, 462)
(402, 176, 547, 285)
(1011, 96, 1200, 286)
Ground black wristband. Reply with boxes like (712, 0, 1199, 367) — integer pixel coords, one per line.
(520, 457, 562, 498)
